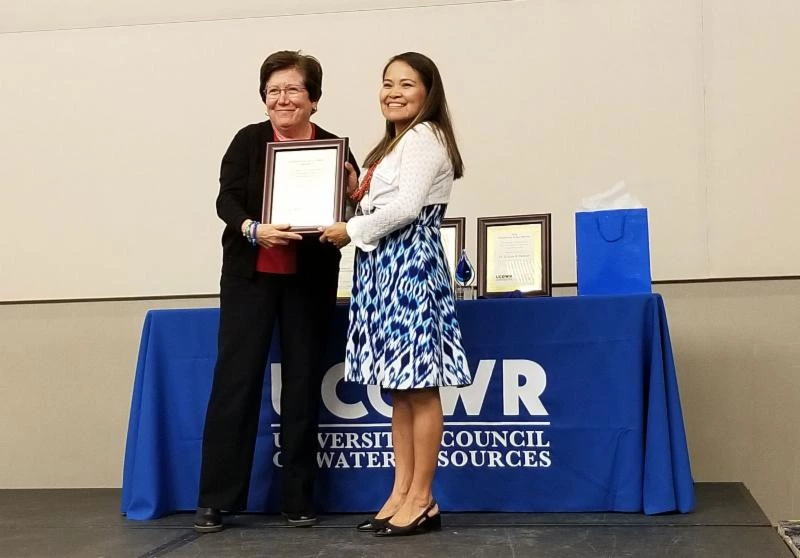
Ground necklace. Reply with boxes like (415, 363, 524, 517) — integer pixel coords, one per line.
(348, 161, 379, 202)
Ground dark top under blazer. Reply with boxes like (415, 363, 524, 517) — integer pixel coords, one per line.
(216, 120, 359, 278)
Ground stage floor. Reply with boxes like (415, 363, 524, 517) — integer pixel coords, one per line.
(1, 483, 792, 557)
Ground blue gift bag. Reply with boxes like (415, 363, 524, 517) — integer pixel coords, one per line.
(576, 208, 652, 295)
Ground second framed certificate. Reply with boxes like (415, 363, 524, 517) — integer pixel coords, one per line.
(337, 243, 356, 302)
(477, 214, 552, 298)
(262, 138, 348, 233)
(440, 217, 465, 289)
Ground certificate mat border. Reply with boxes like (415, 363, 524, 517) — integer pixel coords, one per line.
(441, 217, 466, 289)
(262, 138, 348, 233)
(477, 213, 552, 298)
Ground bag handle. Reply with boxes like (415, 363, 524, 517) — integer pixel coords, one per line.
(596, 213, 626, 242)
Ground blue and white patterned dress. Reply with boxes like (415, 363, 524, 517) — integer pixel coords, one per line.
(343, 122, 471, 390)
(345, 204, 471, 389)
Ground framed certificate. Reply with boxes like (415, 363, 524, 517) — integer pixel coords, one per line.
(440, 217, 465, 289)
(262, 138, 348, 233)
(477, 214, 552, 298)
(337, 243, 356, 302)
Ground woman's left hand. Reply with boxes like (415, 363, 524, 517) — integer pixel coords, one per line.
(344, 162, 358, 194)
(319, 222, 351, 249)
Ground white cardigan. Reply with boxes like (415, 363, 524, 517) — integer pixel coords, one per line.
(346, 122, 454, 252)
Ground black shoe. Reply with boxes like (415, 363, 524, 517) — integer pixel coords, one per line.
(194, 507, 223, 533)
(282, 512, 318, 527)
(374, 502, 441, 537)
(356, 515, 392, 532)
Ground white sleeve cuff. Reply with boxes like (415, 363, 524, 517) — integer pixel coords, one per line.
(346, 218, 378, 252)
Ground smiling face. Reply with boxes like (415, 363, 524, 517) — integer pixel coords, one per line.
(265, 67, 315, 135)
(380, 60, 427, 134)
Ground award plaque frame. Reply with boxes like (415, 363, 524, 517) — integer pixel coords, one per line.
(336, 243, 356, 303)
(477, 214, 552, 298)
(441, 217, 466, 290)
(262, 138, 348, 233)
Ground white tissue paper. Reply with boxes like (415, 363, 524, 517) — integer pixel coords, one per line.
(579, 181, 643, 211)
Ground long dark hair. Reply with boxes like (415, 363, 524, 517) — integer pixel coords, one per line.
(363, 52, 464, 179)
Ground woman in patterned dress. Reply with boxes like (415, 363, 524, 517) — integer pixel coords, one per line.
(320, 52, 471, 536)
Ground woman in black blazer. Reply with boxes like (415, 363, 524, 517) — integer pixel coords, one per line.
(194, 50, 359, 533)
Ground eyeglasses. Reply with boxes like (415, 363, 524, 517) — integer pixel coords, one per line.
(265, 85, 307, 100)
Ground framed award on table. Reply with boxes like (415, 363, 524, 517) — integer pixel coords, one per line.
(440, 217, 465, 289)
(477, 214, 552, 298)
(337, 243, 356, 302)
(262, 138, 348, 232)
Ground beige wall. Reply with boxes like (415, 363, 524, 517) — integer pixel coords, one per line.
(658, 279, 800, 523)
(1, 280, 798, 522)
(3, 0, 800, 301)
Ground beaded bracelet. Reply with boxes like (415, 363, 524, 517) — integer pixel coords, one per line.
(241, 219, 259, 246)
(242, 220, 252, 243)
(249, 221, 260, 246)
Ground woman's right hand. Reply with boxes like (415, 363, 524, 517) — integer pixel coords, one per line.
(256, 223, 303, 247)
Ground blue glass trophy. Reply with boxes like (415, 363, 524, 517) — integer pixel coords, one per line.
(454, 248, 476, 300)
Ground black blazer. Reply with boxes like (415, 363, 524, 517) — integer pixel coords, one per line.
(215, 120, 360, 278)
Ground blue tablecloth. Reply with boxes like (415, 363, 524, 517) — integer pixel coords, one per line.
(121, 294, 694, 520)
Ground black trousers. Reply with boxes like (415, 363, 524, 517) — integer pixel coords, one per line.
(198, 260, 337, 513)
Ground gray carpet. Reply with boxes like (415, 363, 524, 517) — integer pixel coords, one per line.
(0, 483, 793, 557)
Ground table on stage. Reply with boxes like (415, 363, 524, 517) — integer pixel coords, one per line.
(121, 294, 694, 520)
